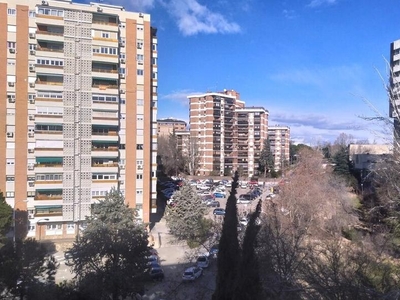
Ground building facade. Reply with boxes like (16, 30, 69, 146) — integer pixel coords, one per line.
(390, 39, 400, 147)
(157, 118, 187, 136)
(268, 126, 291, 171)
(1, 0, 158, 240)
(188, 90, 268, 177)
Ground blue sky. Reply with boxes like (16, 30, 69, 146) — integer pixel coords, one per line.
(84, 0, 400, 144)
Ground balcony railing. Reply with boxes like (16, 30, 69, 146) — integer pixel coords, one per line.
(34, 193, 62, 200)
(34, 163, 62, 168)
(92, 131, 118, 136)
(92, 162, 119, 167)
(91, 146, 119, 151)
(37, 46, 64, 52)
(92, 68, 118, 73)
(36, 80, 63, 86)
(92, 84, 118, 89)
(36, 30, 63, 36)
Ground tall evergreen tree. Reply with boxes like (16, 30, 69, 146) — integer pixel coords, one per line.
(213, 172, 241, 300)
(259, 138, 275, 177)
(234, 200, 263, 300)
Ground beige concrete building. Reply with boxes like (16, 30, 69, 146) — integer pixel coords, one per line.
(157, 118, 187, 136)
(188, 90, 268, 177)
(349, 144, 392, 170)
(175, 130, 190, 156)
(268, 125, 291, 171)
(1, 0, 158, 240)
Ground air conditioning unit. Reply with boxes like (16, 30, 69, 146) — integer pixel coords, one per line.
(29, 83, 35, 88)
(120, 165, 125, 169)
(8, 97, 15, 103)
(29, 115, 35, 120)
(28, 165, 34, 170)
(29, 66, 35, 72)
(120, 59, 125, 64)
(9, 48, 16, 54)
(28, 132, 34, 138)
(139, 13, 144, 18)
(29, 33, 36, 39)
(138, 60, 143, 65)
(97, 7, 103, 12)
(28, 213, 35, 219)
(120, 74, 125, 79)
(7, 132, 14, 138)
(119, 41, 125, 47)
(120, 89, 125, 94)
(42, 1, 49, 5)
(28, 182, 35, 187)
(30, 50, 36, 55)
(8, 82, 15, 87)
(29, 99, 35, 104)
(28, 148, 34, 153)
(137, 165, 143, 170)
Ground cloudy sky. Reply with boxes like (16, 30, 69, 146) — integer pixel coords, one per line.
(82, 0, 400, 144)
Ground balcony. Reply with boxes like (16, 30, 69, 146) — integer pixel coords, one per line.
(34, 205, 63, 217)
(92, 79, 118, 91)
(36, 25, 64, 42)
(36, 75, 63, 91)
(92, 63, 119, 79)
(93, 13, 118, 26)
(35, 191, 62, 201)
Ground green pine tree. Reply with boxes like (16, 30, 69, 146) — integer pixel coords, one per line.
(259, 138, 275, 177)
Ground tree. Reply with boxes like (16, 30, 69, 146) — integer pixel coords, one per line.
(0, 191, 12, 247)
(67, 187, 150, 300)
(234, 200, 263, 300)
(213, 172, 241, 300)
(0, 238, 59, 299)
(165, 183, 210, 247)
(185, 134, 202, 176)
(258, 138, 275, 177)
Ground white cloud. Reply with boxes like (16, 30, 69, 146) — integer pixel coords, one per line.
(163, 0, 241, 36)
(95, 0, 155, 12)
(282, 9, 296, 19)
(160, 89, 204, 106)
(307, 0, 338, 8)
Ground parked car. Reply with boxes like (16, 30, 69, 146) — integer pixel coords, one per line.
(213, 192, 225, 198)
(206, 200, 220, 207)
(148, 254, 160, 264)
(209, 244, 219, 258)
(182, 266, 203, 281)
(239, 217, 249, 226)
(240, 182, 247, 189)
(213, 208, 226, 215)
(225, 181, 232, 187)
(196, 255, 210, 268)
(149, 267, 164, 281)
(237, 194, 252, 204)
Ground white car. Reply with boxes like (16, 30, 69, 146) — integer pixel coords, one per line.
(196, 255, 210, 269)
(182, 266, 203, 281)
(239, 217, 249, 226)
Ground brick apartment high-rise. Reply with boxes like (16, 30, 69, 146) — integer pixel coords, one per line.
(1, 0, 158, 240)
(188, 90, 269, 177)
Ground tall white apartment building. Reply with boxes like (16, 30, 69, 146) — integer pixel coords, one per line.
(268, 125, 291, 171)
(390, 39, 400, 145)
(1, 0, 158, 240)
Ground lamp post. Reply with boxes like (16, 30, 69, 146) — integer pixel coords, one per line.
(13, 199, 29, 246)
(37, 218, 50, 241)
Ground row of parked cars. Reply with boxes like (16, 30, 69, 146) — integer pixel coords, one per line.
(182, 245, 219, 282)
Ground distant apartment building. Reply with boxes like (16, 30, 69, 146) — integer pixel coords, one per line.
(157, 117, 187, 136)
(236, 107, 268, 177)
(268, 126, 291, 171)
(1, 0, 158, 240)
(175, 130, 190, 156)
(390, 39, 400, 146)
(188, 90, 268, 177)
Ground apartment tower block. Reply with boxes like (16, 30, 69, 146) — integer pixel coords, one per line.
(188, 90, 268, 177)
(1, 0, 158, 240)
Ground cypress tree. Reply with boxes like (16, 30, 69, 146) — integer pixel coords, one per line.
(234, 200, 263, 300)
(213, 172, 241, 300)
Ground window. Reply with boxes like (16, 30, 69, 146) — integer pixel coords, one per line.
(6, 176, 15, 182)
(95, 47, 117, 55)
(102, 32, 110, 38)
(7, 60, 15, 66)
(46, 224, 62, 230)
(137, 39, 143, 49)
(92, 94, 118, 103)
(137, 69, 144, 76)
(7, 8, 16, 15)
(67, 223, 75, 233)
(29, 10, 36, 17)
(137, 54, 144, 61)
(120, 53, 126, 59)
(137, 160, 143, 165)
(6, 192, 15, 198)
(137, 99, 144, 106)
(36, 58, 64, 66)
(92, 174, 117, 180)
(7, 42, 16, 49)
(136, 189, 143, 195)
(137, 174, 143, 179)
(29, 44, 37, 50)
(137, 25, 144, 31)
(152, 57, 157, 65)
(152, 72, 157, 79)
(137, 114, 143, 120)
(136, 144, 143, 150)
(27, 191, 35, 197)
(152, 44, 157, 51)
(119, 67, 125, 74)
(38, 8, 64, 17)
(6, 159, 15, 165)
(120, 99, 126, 104)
